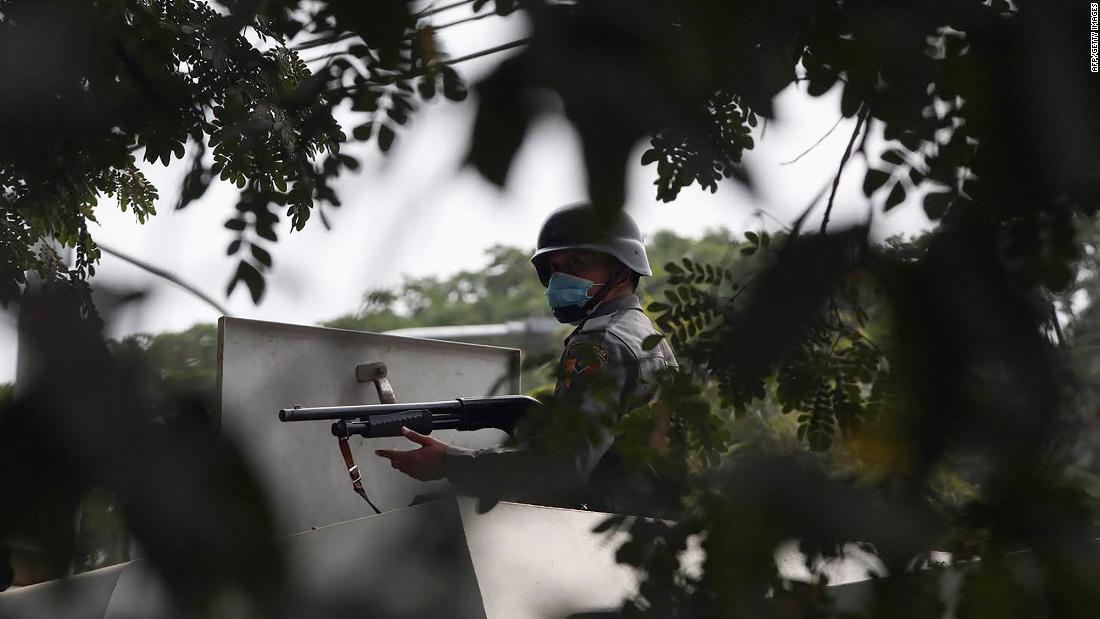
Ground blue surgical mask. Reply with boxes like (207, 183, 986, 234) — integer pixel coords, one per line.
(545, 272, 604, 309)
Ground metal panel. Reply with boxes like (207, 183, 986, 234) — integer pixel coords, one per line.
(280, 498, 487, 618)
(0, 562, 126, 619)
(457, 500, 636, 618)
(218, 317, 522, 536)
(0, 497, 900, 618)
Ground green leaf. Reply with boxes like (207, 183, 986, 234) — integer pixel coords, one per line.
(352, 122, 373, 141)
(882, 149, 905, 166)
(417, 76, 437, 100)
(740, 246, 757, 256)
(640, 149, 660, 165)
(227, 240, 241, 256)
(885, 182, 907, 211)
(224, 218, 246, 231)
(592, 514, 627, 533)
(745, 231, 759, 245)
(250, 244, 272, 267)
(923, 191, 952, 220)
(441, 67, 468, 101)
(338, 154, 360, 171)
(840, 85, 861, 117)
(227, 260, 265, 303)
(862, 169, 890, 197)
(807, 74, 836, 97)
(464, 56, 532, 185)
(899, 132, 921, 151)
(1044, 261, 1074, 292)
(377, 124, 395, 152)
(641, 333, 665, 351)
(255, 224, 278, 242)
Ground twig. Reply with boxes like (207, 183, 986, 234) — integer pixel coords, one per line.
(1051, 303, 1066, 349)
(417, 0, 477, 18)
(780, 114, 845, 166)
(292, 32, 357, 51)
(441, 36, 529, 66)
(820, 106, 869, 235)
(724, 275, 758, 310)
(434, 8, 499, 30)
(754, 208, 793, 232)
(97, 242, 232, 317)
(789, 177, 834, 240)
(856, 115, 873, 156)
(324, 37, 530, 89)
(303, 49, 357, 64)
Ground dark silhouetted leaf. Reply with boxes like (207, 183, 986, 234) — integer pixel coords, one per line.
(885, 182, 907, 211)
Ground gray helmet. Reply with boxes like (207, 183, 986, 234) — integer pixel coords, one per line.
(531, 203, 652, 287)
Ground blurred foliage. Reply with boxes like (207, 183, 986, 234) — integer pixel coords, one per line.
(3, 0, 1100, 617)
(1, 286, 284, 613)
(0, 0, 469, 311)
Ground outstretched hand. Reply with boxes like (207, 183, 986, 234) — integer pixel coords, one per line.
(375, 427, 448, 481)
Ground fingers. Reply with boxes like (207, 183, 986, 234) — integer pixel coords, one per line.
(400, 426, 432, 446)
(376, 449, 408, 473)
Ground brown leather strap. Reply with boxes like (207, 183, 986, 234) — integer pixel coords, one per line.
(336, 366, 394, 515)
(338, 436, 363, 488)
(338, 434, 380, 514)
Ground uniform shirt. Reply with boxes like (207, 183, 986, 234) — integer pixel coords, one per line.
(442, 293, 678, 512)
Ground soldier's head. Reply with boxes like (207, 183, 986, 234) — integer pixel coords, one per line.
(531, 203, 651, 323)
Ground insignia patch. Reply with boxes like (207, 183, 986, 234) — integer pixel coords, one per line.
(561, 342, 609, 390)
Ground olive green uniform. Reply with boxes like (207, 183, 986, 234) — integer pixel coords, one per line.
(442, 294, 677, 512)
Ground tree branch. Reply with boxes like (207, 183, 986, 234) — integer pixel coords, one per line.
(1051, 303, 1066, 348)
(323, 37, 531, 90)
(437, 36, 529, 67)
(97, 242, 232, 317)
(820, 106, 869, 235)
(292, 32, 358, 51)
(417, 0, 477, 18)
(434, 8, 500, 30)
(781, 114, 846, 166)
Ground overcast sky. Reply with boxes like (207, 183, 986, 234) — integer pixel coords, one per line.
(0, 9, 931, 385)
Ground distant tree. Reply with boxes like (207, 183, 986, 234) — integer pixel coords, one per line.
(111, 323, 220, 411)
(325, 245, 548, 332)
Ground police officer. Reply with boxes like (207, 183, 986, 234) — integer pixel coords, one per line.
(376, 203, 678, 513)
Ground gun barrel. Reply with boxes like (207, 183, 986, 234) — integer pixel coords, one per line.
(279, 399, 462, 422)
(278, 395, 541, 437)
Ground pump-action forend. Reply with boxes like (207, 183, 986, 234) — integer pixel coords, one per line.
(278, 395, 541, 439)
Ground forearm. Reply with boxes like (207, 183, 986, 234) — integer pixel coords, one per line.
(442, 433, 611, 503)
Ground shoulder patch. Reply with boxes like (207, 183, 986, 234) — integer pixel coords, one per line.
(561, 342, 609, 390)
